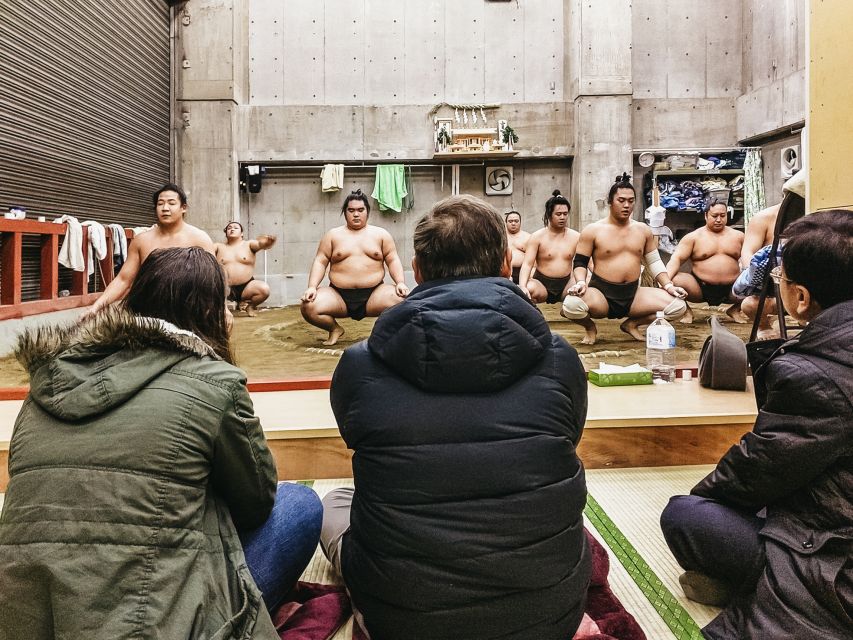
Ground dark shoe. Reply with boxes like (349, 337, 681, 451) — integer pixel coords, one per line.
(679, 571, 734, 607)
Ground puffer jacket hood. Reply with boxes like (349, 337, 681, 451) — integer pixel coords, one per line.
(368, 276, 549, 393)
(16, 307, 217, 421)
(333, 276, 591, 639)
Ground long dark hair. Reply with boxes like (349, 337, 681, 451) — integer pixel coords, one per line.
(125, 247, 233, 363)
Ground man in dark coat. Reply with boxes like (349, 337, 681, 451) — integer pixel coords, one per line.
(320, 195, 591, 640)
(661, 209, 853, 639)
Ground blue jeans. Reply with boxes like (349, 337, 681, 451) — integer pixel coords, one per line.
(240, 482, 324, 610)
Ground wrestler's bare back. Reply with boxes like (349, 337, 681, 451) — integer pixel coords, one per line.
(325, 225, 390, 289)
(583, 219, 649, 283)
(528, 227, 580, 277)
(683, 226, 744, 283)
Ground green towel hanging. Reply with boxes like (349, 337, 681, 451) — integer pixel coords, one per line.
(372, 164, 408, 213)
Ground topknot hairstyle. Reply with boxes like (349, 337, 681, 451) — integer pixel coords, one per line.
(607, 172, 635, 204)
(543, 189, 571, 225)
(341, 189, 371, 216)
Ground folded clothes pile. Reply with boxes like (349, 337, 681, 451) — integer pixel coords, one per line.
(658, 179, 706, 211)
(656, 173, 745, 211)
(696, 151, 747, 170)
(728, 175, 745, 208)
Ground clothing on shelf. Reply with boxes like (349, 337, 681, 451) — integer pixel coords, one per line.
(320, 164, 345, 193)
(743, 149, 766, 227)
(82, 221, 107, 277)
(658, 179, 707, 211)
(54, 215, 84, 272)
(371, 164, 408, 213)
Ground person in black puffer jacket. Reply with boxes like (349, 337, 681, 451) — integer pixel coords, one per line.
(319, 195, 591, 640)
(661, 209, 853, 639)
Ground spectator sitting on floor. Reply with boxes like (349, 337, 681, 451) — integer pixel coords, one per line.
(660, 209, 853, 640)
(0, 247, 323, 640)
(320, 195, 591, 639)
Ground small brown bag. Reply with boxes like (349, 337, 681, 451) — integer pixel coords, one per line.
(698, 316, 748, 391)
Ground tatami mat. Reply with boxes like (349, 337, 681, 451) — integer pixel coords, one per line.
(0, 470, 719, 639)
(304, 470, 720, 640)
(586, 465, 722, 632)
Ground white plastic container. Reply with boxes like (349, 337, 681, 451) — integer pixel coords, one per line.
(646, 311, 676, 383)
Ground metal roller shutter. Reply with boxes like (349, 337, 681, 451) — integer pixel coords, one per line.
(0, 0, 171, 227)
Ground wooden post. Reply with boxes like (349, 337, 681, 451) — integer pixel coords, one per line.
(0, 232, 23, 305)
(40, 234, 59, 300)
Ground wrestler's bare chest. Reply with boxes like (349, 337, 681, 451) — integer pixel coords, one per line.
(593, 226, 645, 259)
(538, 231, 577, 260)
(138, 230, 205, 261)
(330, 230, 383, 263)
(692, 230, 741, 261)
(219, 243, 253, 265)
(509, 232, 529, 251)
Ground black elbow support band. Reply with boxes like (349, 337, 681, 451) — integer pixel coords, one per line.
(573, 254, 591, 270)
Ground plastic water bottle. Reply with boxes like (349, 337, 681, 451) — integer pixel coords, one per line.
(646, 311, 676, 383)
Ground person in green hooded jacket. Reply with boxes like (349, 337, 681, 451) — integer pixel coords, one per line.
(0, 247, 322, 639)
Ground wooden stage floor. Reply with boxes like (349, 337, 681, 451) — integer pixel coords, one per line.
(0, 379, 757, 490)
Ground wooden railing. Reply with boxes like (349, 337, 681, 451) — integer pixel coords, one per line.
(0, 219, 131, 321)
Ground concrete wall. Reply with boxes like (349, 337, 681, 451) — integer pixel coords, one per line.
(242, 160, 570, 304)
(171, 0, 806, 306)
(247, 0, 565, 106)
(737, 0, 806, 141)
(236, 103, 572, 162)
(631, 0, 741, 149)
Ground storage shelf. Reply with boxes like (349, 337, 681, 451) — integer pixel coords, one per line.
(654, 169, 743, 177)
(432, 151, 518, 161)
(663, 206, 744, 213)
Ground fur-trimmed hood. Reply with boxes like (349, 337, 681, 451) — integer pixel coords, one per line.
(16, 307, 219, 421)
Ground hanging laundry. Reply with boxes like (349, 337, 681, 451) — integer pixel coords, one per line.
(82, 220, 108, 278)
(321, 164, 345, 193)
(106, 223, 128, 272)
(743, 149, 766, 227)
(402, 165, 415, 213)
(54, 215, 85, 272)
(372, 164, 408, 213)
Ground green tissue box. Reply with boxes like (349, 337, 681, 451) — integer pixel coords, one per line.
(588, 369, 653, 387)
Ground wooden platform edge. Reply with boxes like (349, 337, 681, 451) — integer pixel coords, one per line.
(0, 423, 752, 492)
(0, 377, 335, 401)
